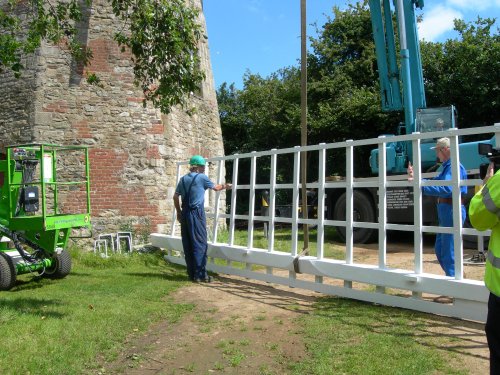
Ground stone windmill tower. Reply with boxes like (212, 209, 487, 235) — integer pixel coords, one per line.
(0, 0, 225, 243)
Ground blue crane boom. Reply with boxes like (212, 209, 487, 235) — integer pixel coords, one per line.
(367, 0, 492, 174)
(323, 0, 495, 244)
(369, 0, 425, 122)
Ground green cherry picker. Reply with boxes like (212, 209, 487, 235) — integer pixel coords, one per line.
(0, 144, 91, 290)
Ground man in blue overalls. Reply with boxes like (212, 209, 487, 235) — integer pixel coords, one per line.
(173, 155, 231, 282)
(408, 137, 467, 277)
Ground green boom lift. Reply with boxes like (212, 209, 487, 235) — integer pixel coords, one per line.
(0, 144, 91, 290)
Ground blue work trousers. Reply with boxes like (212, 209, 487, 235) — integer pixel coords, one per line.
(435, 203, 466, 277)
(180, 206, 208, 280)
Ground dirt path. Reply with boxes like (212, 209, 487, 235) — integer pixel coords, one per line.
(101, 275, 314, 375)
(101, 275, 489, 374)
(100, 241, 489, 374)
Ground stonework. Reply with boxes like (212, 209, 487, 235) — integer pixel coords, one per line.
(0, 0, 225, 245)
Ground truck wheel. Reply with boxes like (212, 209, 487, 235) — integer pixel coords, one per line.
(44, 250, 72, 279)
(333, 191, 377, 244)
(0, 253, 16, 290)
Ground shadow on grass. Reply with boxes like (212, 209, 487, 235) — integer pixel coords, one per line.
(10, 272, 91, 292)
(125, 272, 189, 282)
(0, 297, 65, 318)
(203, 274, 487, 363)
(207, 275, 317, 315)
(10, 277, 46, 292)
(311, 296, 488, 362)
(66, 272, 92, 277)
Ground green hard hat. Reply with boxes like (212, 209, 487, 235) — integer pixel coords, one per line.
(189, 155, 206, 166)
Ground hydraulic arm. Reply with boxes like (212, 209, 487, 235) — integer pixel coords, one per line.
(367, 0, 492, 174)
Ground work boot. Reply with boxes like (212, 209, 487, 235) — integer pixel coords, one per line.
(193, 277, 211, 283)
(470, 252, 486, 263)
(202, 276, 212, 283)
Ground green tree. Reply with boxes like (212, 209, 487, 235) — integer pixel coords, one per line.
(218, 1, 398, 178)
(0, 0, 204, 113)
(218, 68, 302, 157)
(218, 69, 302, 187)
(421, 17, 500, 127)
(217, 1, 499, 178)
(307, 0, 399, 148)
(217, 82, 250, 155)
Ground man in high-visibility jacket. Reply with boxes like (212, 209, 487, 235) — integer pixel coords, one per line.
(469, 162, 500, 374)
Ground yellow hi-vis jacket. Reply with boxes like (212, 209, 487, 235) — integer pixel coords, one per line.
(469, 170, 500, 297)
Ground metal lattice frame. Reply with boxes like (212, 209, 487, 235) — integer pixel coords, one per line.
(153, 124, 500, 322)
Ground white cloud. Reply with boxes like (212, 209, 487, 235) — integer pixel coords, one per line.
(446, 0, 476, 10)
(246, 0, 272, 23)
(446, 0, 500, 11)
(246, 0, 263, 14)
(418, 5, 462, 41)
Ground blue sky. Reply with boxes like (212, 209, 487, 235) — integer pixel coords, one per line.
(203, 0, 500, 89)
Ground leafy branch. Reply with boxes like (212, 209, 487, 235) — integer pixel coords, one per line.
(0, 0, 205, 113)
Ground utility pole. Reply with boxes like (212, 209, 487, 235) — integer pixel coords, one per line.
(300, 0, 309, 254)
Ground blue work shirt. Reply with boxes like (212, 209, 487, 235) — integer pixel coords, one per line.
(175, 172, 215, 209)
(422, 159, 467, 198)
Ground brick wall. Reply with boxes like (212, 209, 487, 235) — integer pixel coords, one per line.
(0, 0, 225, 246)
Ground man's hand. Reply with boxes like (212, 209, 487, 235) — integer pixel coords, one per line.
(407, 161, 414, 181)
(213, 183, 232, 191)
(173, 194, 182, 223)
(483, 162, 495, 185)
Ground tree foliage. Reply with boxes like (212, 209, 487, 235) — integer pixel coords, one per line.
(307, 1, 399, 146)
(217, 69, 302, 186)
(0, 0, 91, 77)
(218, 1, 398, 177)
(421, 17, 500, 127)
(0, 0, 205, 113)
(112, 0, 205, 113)
(218, 1, 499, 177)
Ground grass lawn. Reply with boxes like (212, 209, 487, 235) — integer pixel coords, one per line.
(289, 297, 468, 375)
(0, 249, 193, 374)
(214, 226, 346, 268)
(0, 232, 477, 374)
